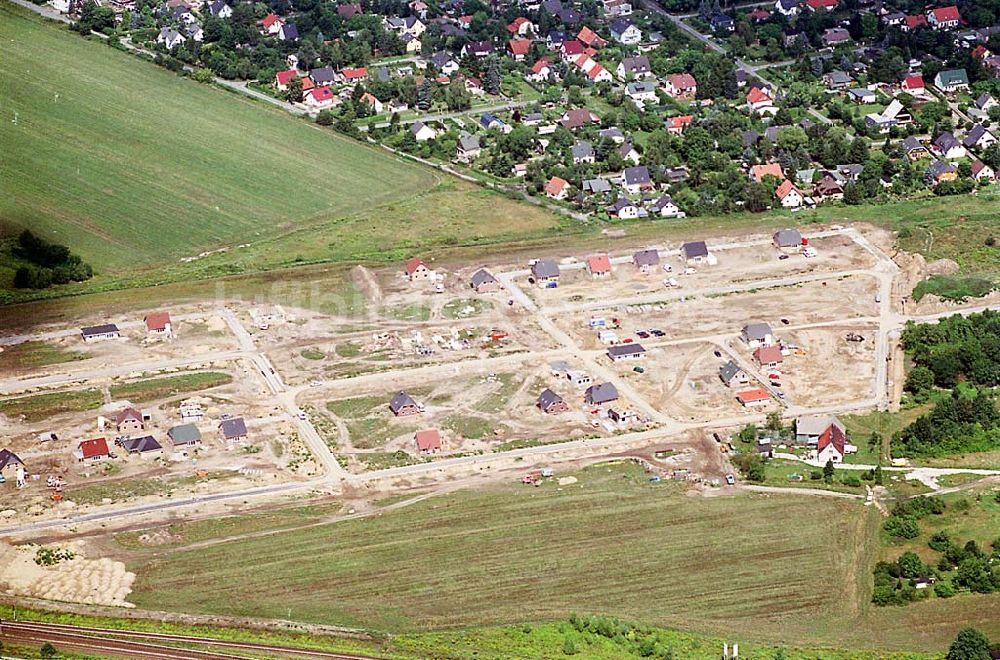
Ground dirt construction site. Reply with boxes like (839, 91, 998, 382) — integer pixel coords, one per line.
(0, 221, 994, 609)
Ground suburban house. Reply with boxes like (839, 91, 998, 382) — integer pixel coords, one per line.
(746, 86, 775, 113)
(750, 162, 784, 183)
(507, 38, 531, 61)
(663, 73, 697, 99)
(531, 259, 561, 283)
(820, 27, 850, 46)
(572, 141, 596, 164)
(304, 86, 336, 111)
(927, 5, 961, 29)
(607, 343, 646, 361)
(900, 75, 928, 97)
(741, 322, 775, 348)
(537, 388, 570, 414)
(665, 115, 693, 135)
(626, 81, 658, 107)
(470, 269, 500, 293)
(963, 125, 997, 151)
(719, 360, 751, 388)
(610, 18, 641, 44)
(972, 159, 996, 182)
(901, 136, 930, 160)
(680, 241, 710, 265)
(527, 58, 553, 82)
(76, 438, 111, 462)
(775, 0, 799, 15)
(622, 166, 653, 194)
(795, 414, 844, 445)
(414, 429, 442, 454)
(456, 133, 481, 163)
(651, 195, 684, 218)
(545, 176, 570, 200)
(261, 13, 284, 35)
(617, 55, 652, 79)
(405, 257, 434, 281)
(775, 179, 804, 208)
(584, 382, 619, 405)
(81, 324, 120, 342)
(773, 228, 803, 250)
(167, 423, 203, 448)
(932, 132, 967, 160)
(754, 345, 784, 369)
(586, 254, 612, 278)
(0, 449, 24, 476)
(157, 27, 186, 49)
(144, 311, 172, 336)
(815, 424, 847, 463)
(934, 69, 969, 93)
(309, 66, 336, 86)
(633, 249, 660, 274)
(410, 121, 438, 142)
(121, 436, 163, 457)
(218, 417, 248, 446)
(115, 407, 145, 435)
(926, 160, 958, 185)
(736, 389, 770, 407)
(390, 391, 422, 416)
(560, 108, 600, 129)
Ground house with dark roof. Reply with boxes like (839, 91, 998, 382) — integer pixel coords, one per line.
(531, 259, 560, 283)
(932, 132, 967, 159)
(622, 165, 652, 194)
(390, 391, 421, 416)
(537, 388, 569, 414)
(773, 228, 803, 250)
(900, 136, 929, 160)
(632, 249, 660, 273)
(121, 435, 163, 457)
(934, 68, 969, 92)
(963, 124, 996, 151)
(218, 417, 248, 446)
(742, 322, 774, 348)
(168, 423, 202, 447)
(584, 382, 619, 405)
(607, 343, 646, 361)
(81, 324, 120, 342)
(470, 269, 500, 293)
(680, 241, 710, 264)
(617, 55, 651, 79)
(0, 449, 24, 474)
(925, 159, 958, 185)
(719, 360, 751, 388)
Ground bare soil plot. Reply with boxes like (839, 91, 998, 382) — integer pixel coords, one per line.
(612, 344, 769, 423)
(552, 275, 879, 349)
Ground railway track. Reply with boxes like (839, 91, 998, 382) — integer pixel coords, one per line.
(0, 620, 387, 660)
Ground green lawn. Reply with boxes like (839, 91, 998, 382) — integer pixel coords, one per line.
(123, 461, 1000, 652)
(0, 6, 562, 304)
(109, 371, 232, 403)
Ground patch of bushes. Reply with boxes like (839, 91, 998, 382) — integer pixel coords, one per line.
(911, 275, 996, 303)
(11, 230, 93, 289)
(34, 547, 75, 566)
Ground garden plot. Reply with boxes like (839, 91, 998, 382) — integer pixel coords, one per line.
(316, 364, 619, 472)
(552, 274, 878, 349)
(610, 343, 769, 423)
(760, 325, 878, 408)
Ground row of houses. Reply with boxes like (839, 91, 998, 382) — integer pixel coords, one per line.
(75, 416, 247, 462)
(80, 311, 173, 342)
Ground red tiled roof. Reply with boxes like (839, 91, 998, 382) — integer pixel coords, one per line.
(531, 58, 550, 74)
(301, 77, 315, 91)
(666, 115, 693, 130)
(405, 257, 427, 275)
(806, 0, 837, 8)
(144, 312, 171, 331)
(667, 73, 696, 90)
(545, 176, 568, 196)
(587, 64, 608, 80)
(775, 179, 799, 199)
(310, 86, 334, 101)
(747, 86, 772, 104)
(415, 429, 442, 451)
(905, 14, 927, 28)
(754, 345, 784, 364)
(341, 67, 367, 79)
(275, 69, 298, 86)
(737, 389, 770, 403)
(507, 16, 530, 33)
(577, 26, 606, 47)
(971, 44, 989, 59)
(587, 254, 612, 273)
(817, 424, 846, 455)
(116, 407, 142, 425)
(930, 5, 960, 22)
(562, 39, 585, 55)
(902, 74, 924, 89)
(751, 162, 784, 182)
(262, 13, 282, 27)
(508, 38, 531, 55)
(79, 437, 109, 459)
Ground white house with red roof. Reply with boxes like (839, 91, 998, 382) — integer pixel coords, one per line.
(507, 38, 531, 61)
(804, 0, 836, 10)
(144, 312, 172, 336)
(816, 424, 846, 463)
(737, 389, 771, 407)
(545, 176, 570, 200)
(927, 5, 961, 29)
(414, 429, 442, 454)
(586, 254, 612, 278)
(261, 13, 284, 35)
(338, 67, 368, 84)
(746, 86, 775, 114)
(775, 179, 804, 208)
(507, 16, 535, 36)
(663, 73, 697, 99)
(76, 438, 110, 462)
(304, 86, 336, 110)
(360, 92, 384, 114)
(405, 257, 434, 281)
(275, 69, 299, 91)
(526, 58, 552, 82)
(900, 74, 928, 98)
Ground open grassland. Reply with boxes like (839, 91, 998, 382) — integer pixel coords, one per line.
(0, 340, 86, 370)
(108, 371, 232, 403)
(0, 6, 560, 303)
(0, 388, 103, 423)
(124, 463, 998, 651)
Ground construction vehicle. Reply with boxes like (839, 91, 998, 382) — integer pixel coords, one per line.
(846, 332, 865, 342)
(522, 471, 542, 485)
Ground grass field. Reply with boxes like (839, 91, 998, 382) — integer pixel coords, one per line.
(108, 371, 232, 403)
(122, 462, 998, 651)
(0, 340, 86, 370)
(0, 6, 561, 303)
(0, 388, 103, 422)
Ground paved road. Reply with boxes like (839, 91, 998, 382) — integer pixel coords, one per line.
(359, 101, 531, 131)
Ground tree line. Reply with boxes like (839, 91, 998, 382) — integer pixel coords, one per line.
(11, 230, 94, 289)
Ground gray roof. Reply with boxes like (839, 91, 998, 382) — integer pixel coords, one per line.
(310, 66, 336, 84)
(773, 228, 802, 247)
(0, 449, 24, 472)
(585, 382, 619, 404)
(583, 178, 612, 193)
(389, 391, 418, 412)
(742, 322, 773, 340)
(926, 159, 957, 178)
(963, 124, 991, 148)
(571, 141, 594, 159)
(531, 259, 560, 279)
(219, 417, 248, 439)
(633, 249, 659, 266)
(168, 423, 202, 445)
(599, 127, 624, 140)
(825, 70, 853, 86)
(681, 241, 708, 259)
(719, 360, 744, 384)
(901, 136, 925, 152)
(122, 435, 162, 454)
(470, 269, 497, 288)
(608, 343, 646, 358)
(975, 93, 995, 109)
(934, 132, 960, 151)
(537, 388, 565, 410)
(618, 142, 637, 159)
(796, 414, 844, 436)
(623, 165, 650, 186)
(626, 81, 656, 95)
(458, 133, 480, 152)
(81, 323, 120, 336)
(620, 55, 650, 74)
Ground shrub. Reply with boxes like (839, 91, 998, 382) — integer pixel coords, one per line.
(934, 581, 955, 598)
(884, 514, 920, 539)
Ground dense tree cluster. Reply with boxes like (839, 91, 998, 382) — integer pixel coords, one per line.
(11, 230, 93, 290)
(902, 312, 1000, 389)
(895, 390, 1000, 457)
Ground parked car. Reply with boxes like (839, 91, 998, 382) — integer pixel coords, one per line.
(725, 473, 735, 485)
(650, 329, 665, 337)
(637, 331, 650, 339)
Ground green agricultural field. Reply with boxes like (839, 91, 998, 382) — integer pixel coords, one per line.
(0, 388, 103, 422)
(0, 340, 86, 370)
(123, 463, 999, 651)
(0, 6, 562, 303)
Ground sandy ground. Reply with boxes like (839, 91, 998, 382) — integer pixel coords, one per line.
(0, 541, 135, 607)
(767, 326, 877, 407)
